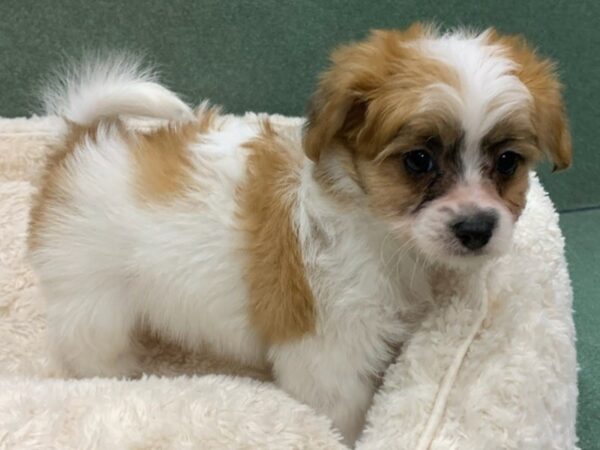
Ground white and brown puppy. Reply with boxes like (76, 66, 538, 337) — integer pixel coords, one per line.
(29, 24, 571, 444)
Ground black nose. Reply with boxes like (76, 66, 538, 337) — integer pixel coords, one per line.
(451, 211, 498, 251)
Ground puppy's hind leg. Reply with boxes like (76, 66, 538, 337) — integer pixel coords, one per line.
(43, 280, 139, 378)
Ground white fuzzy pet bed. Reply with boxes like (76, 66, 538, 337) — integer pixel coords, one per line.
(0, 115, 578, 449)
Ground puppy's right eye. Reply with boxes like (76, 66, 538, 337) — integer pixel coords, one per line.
(495, 151, 521, 176)
(404, 150, 436, 175)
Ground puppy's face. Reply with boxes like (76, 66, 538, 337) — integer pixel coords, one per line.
(305, 24, 571, 266)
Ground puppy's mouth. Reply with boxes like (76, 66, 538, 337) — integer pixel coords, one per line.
(430, 242, 501, 271)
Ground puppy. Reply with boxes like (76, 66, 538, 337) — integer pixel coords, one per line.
(28, 24, 571, 444)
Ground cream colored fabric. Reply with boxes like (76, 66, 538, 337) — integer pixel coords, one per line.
(0, 116, 577, 449)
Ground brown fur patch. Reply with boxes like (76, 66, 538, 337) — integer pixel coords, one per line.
(238, 121, 316, 344)
(131, 106, 219, 202)
(482, 118, 540, 218)
(28, 122, 104, 250)
(356, 133, 462, 219)
(304, 23, 460, 162)
(28, 107, 220, 250)
(497, 167, 530, 218)
(343, 109, 465, 217)
(303, 23, 466, 218)
(356, 154, 423, 218)
(486, 29, 572, 170)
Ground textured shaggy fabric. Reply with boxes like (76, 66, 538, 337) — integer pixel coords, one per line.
(0, 116, 578, 449)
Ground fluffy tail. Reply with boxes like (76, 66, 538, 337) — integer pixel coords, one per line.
(42, 53, 194, 126)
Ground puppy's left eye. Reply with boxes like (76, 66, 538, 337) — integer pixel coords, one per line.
(496, 151, 521, 176)
(404, 150, 436, 175)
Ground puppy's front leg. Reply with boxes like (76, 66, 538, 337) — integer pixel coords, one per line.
(269, 337, 376, 446)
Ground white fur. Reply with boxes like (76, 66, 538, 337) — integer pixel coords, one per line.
(29, 30, 558, 446)
(418, 30, 532, 179)
(271, 166, 432, 442)
(42, 53, 194, 125)
(411, 31, 533, 263)
(1, 115, 577, 449)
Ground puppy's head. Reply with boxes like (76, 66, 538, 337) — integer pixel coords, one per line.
(304, 24, 571, 267)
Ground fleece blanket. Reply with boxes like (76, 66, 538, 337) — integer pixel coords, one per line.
(0, 115, 578, 449)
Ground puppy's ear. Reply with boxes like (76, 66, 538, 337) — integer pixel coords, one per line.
(529, 69, 572, 171)
(303, 68, 369, 162)
(488, 31, 572, 171)
(304, 24, 428, 162)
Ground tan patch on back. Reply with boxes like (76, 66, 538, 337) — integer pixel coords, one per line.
(28, 122, 104, 250)
(131, 106, 219, 202)
(28, 106, 221, 251)
(238, 121, 316, 344)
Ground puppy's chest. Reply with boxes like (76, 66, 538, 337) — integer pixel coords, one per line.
(308, 242, 427, 343)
